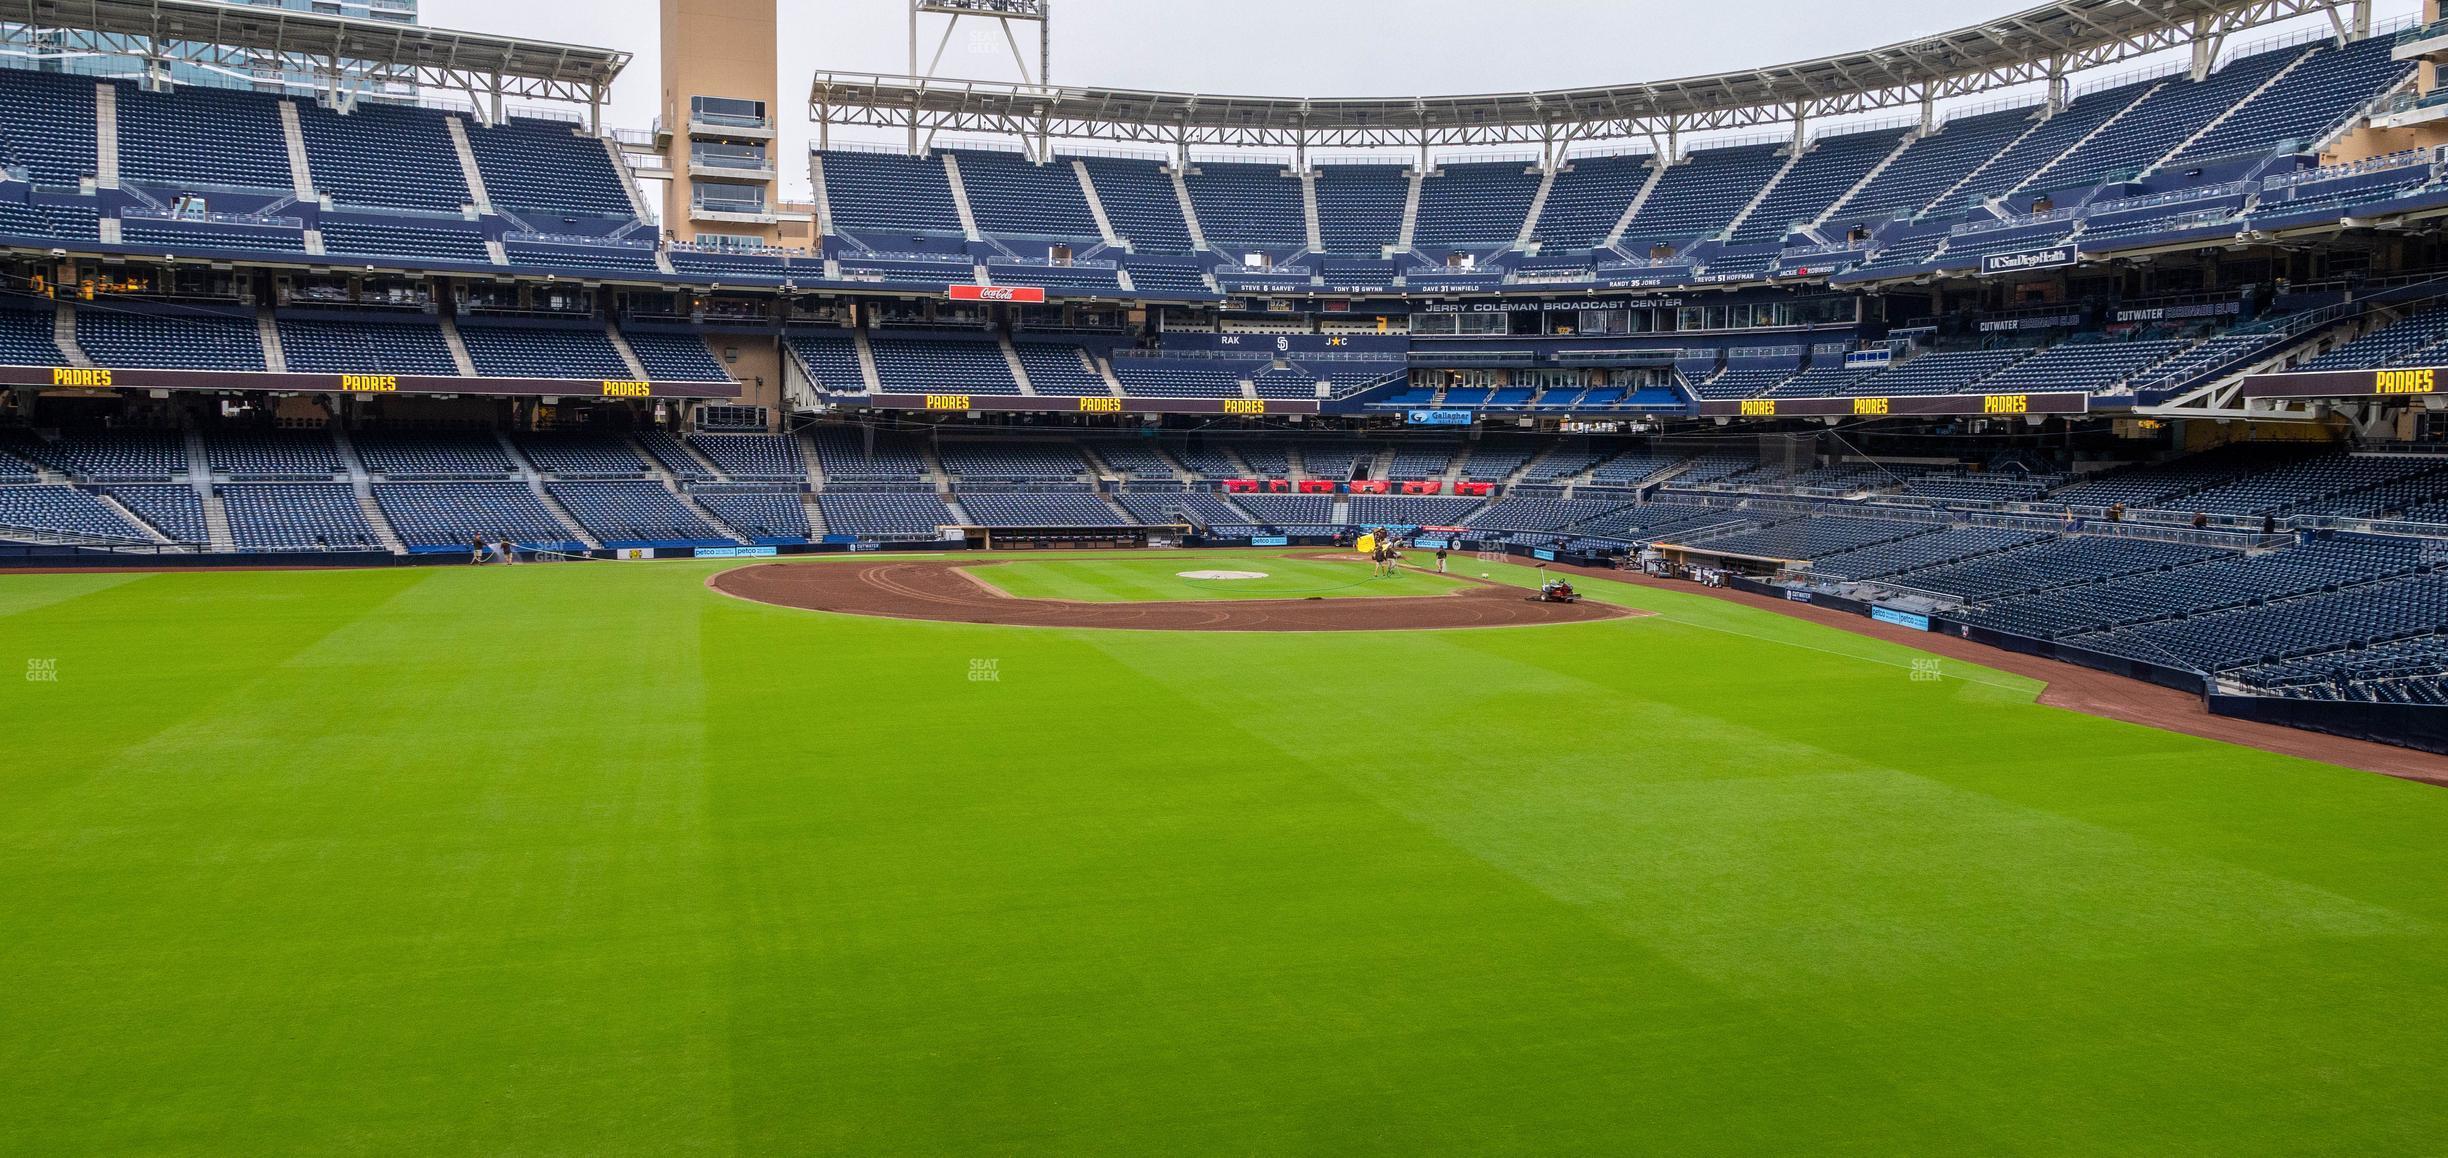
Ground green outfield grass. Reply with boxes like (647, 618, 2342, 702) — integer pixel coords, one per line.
(4, 551, 2446, 1155)
(967, 552, 1476, 601)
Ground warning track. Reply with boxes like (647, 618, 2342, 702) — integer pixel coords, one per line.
(710, 559, 1639, 632)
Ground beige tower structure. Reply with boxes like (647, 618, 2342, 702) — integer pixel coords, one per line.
(658, 0, 811, 247)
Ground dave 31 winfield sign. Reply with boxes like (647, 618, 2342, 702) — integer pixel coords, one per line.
(948, 284, 1048, 303)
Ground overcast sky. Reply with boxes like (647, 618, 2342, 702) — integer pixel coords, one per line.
(420, 0, 2424, 201)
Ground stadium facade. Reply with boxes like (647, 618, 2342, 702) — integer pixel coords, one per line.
(4, 0, 2448, 749)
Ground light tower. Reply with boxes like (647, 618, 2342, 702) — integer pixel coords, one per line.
(905, 0, 1052, 157)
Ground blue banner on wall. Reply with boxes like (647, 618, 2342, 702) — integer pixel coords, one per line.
(1871, 606, 1932, 631)
(1251, 536, 1291, 547)
(1533, 548, 1558, 561)
(695, 545, 780, 559)
(1407, 409, 1474, 426)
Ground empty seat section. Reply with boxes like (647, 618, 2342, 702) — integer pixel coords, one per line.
(465, 117, 635, 218)
(787, 332, 868, 392)
(1014, 343, 1108, 395)
(1110, 356, 1249, 397)
(120, 218, 307, 254)
(1948, 78, 2156, 205)
(953, 149, 1100, 239)
(1183, 161, 1306, 252)
(352, 433, 514, 479)
(696, 492, 811, 541)
(1830, 107, 2037, 224)
(1415, 161, 1541, 250)
(1620, 144, 1782, 249)
(938, 442, 1084, 482)
(1315, 164, 1408, 255)
(277, 317, 459, 375)
(810, 428, 931, 482)
(689, 434, 805, 480)
(868, 338, 1020, 394)
(1732, 127, 1907, 243)
(513, 435, 648, 478)
(75, 310, 266, 370)
(819, 150, 963, 235)
(622, 332, 732, 381)
(373, 481, 579, 549)
(0, 306, 65, 366)
(817, 491, 955, 537)
(501, 240, 660, 271)
(2036, 47, 2302, 191)
(0, 70, 97, 185)
(317, 220, 492, 264)
(0, 485, 150, 539)
(205, 431, 342, 478)
(295, 100, 471, 211)
(550, 481, 733, 545)
(104, 484, 207, 542)
(221, 483, 381, 549)
(1533, 153, 1651, 251)
(1075, 156, 1195, 254)
(115, 84, 291, 190)
(456, 324, 632, 379)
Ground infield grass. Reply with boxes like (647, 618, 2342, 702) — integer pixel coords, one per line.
(4, 550, 2446, 1155)
(966, 552, 1476, 601)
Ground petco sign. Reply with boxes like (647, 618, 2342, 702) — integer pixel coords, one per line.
(947, 285, 1047, 303)
(1981, 246, 2078, 275)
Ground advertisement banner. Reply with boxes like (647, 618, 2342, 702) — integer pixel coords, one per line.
(1251, 536, 1291, 547)
(1407, 409, 1474, 426)
(1871, 606, 1932, 631)
(1980, 245, 2078, 275)
(695, 546, 780, 559)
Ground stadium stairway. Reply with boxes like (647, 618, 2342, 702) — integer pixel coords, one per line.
(607, 325, 650, 381)
(184, 429, 237, 551)
(794, 434, 825, 490)
(326, 429, 405, 553)
(256, 308, 287, 374)
(2145, 47, 2316, 176)
(940, 152, 985, 242)
(443, 116, 494, 214)
(2012, 80, 2166, 195)
(527, 479, 601, 550)
(1071, 159, 1126, 250)
(53, 304, 94, 369)
(1513, 164, 1557, 249)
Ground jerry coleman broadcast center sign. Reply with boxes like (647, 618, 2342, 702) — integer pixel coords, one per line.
(3, 366, 738, 399)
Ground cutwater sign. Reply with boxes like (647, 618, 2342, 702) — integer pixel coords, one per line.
(1981, 246, 2078, 275)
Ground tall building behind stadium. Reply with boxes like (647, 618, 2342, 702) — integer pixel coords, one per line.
(1, 0, 2447, 751)
(0, 0, 418, 96)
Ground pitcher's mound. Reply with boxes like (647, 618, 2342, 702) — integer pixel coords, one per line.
(712, 560, 1642, 633)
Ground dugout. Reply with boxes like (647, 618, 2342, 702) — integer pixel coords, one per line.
(948, 525, 1188, 551)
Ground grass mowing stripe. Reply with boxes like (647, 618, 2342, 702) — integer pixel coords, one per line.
(4, 551, 2446, 1153)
